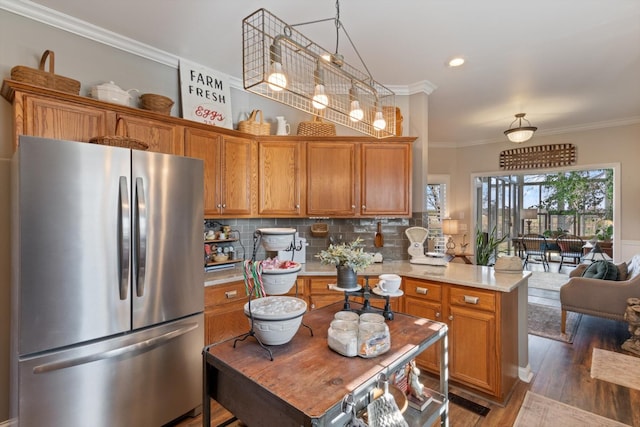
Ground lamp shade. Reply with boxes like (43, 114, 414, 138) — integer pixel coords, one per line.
(442, 219, 459, 235)
(520, 208, 538, 220)
(504, 113, 537, 143)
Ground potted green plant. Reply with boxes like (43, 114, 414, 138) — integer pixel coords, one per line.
(475, 225, 509, 266)
(316, 237, 373, 289)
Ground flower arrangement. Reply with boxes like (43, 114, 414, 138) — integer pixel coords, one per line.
(315, 237, 374, 272)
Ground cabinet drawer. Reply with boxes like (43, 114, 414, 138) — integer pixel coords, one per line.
(403, 278, 442, 302)
(205, 281, 247, 307)
(449, 287, 496, 312)
(308, 278, 338, 295)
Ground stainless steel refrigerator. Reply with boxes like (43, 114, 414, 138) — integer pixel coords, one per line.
(10, 136, 204, 427)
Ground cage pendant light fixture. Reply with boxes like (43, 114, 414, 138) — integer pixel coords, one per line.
(504, 113, 537, 143)
(242, 4, 396, 138)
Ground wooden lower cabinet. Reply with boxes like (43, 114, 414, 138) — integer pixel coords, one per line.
(402, 277, 518, 402)
(204, 279, 305, 345)
(204, 281, 249, 346)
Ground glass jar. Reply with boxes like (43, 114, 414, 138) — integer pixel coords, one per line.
(328, 320, 358, 357)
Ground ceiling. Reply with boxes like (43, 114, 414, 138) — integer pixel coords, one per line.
(18, 0, 640, 146)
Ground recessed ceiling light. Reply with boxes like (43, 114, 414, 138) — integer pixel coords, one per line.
(448, 57, 465, 67)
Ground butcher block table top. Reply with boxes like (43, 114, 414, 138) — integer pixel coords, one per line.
(202, 302, 448, 427)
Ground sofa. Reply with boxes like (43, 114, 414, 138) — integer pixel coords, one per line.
(560, 254, 640, 333)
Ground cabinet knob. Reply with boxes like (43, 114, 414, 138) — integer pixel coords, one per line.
(295, 204, 300, 209)
(222, 204, 226, 208)
(435, 312, 441, 318)
(351, 205, 356, 209)
(362, 205, 366, 210)
(448, 315, 453, 321)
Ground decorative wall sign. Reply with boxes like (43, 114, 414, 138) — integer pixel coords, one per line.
(500, 143, 576, 170)
(179, 59, 233, 129)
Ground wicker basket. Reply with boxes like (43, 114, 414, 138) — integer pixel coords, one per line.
(310, 222, 329, 238)
(89, 118, 149, 150)
(140, 93, 174, 115)
(11, 50, 80, 95)
(297, 115, 336, 136)
(238, 110, 271, 135)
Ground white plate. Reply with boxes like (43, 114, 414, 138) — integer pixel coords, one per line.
(257, 227, 296, 235)
(372, 287, 404, 297)
(328, 284, 362, 292)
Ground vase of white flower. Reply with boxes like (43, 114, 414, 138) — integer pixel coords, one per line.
(316, 237, 373, 289)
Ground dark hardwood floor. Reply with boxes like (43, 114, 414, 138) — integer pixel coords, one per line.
(174, 264, 640, 427)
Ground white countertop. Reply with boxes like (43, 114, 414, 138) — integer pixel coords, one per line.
(204, 260, 531, 293)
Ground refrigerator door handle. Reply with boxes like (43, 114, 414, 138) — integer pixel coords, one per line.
(31, 321, 200, 375)
(135, 177, 147, 297)
(118, 176, 130, 300)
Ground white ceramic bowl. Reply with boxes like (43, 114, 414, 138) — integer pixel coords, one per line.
(244, 296, 307, 345)
(261, 263, 302, 295)
(258, 228, 296, 251)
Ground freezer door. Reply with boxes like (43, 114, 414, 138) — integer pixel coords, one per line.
(15, 137, 132, 355)
(131, 150, 204, 329)
(14, 314, 203, 427)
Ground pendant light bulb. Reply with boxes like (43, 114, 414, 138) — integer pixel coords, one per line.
(312, 84, 328, 109)
(373, 111, 386, 130)
(267, 61, 287, 91)
(349, 100, 364, 122)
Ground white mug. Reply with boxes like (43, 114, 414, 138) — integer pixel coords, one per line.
(378, 274, 402, 294)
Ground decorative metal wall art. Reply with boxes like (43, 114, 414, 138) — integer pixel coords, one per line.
(500, 143, 576, 170)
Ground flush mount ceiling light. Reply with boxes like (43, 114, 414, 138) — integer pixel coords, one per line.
(242, 2, 396, 138)
(504, 113, 538, 143)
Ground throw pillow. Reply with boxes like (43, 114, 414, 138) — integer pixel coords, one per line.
(582, 260, 619, 281)
(617, 262, 629, 281)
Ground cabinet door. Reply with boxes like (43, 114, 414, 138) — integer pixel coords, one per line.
(448, 305, 497, 394)
(220, 135, 256, 216)
(308, 278, 344, 310)
(258, 140, 304, 216)
(204, 281, 249, 345)
(404, 298, 442, 373)
(306, 141, 358, 216)
(361, 143, 411, 216)
(23, 95, 108, 142)
(117, 114, 184, 155)
(184, 128, 222, 216)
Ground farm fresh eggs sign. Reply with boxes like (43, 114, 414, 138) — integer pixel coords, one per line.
(179, 59, 232, 129)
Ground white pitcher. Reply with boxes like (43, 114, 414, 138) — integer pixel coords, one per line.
(276, 116, 291, 135)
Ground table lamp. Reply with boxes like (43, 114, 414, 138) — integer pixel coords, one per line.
(520, 209, 538, 234)
(442, 218, 459, 255)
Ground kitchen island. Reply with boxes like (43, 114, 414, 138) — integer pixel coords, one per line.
(203, 261, 531, 402)
(203, 302, 449, 427)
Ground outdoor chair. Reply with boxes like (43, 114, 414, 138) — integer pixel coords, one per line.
(556, 234, 584, 271)
(521, 233, 550, 271)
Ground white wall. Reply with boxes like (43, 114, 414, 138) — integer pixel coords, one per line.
(429, 124, 640, 262)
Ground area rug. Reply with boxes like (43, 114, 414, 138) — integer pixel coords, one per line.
(591, 348, 640, 391)
(528, 302, 582, 343)
(514, 391, 630, 426)
(527, 270, 569, 291)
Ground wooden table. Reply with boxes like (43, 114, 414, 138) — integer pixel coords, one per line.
(202, 302, 448, 427)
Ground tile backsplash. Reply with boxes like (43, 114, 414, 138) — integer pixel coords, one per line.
(205, 213, 427, 262)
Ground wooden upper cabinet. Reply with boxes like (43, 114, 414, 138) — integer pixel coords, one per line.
(257, 139, 304, 216)
(184, 128, 222, 217)
(361, 143, 412, 216)
(184, 128, 256, 217)
(306, 141, 358, 217)
(20, 94, 108, 145)
(220, 135, 257, 217)
(116, 113, 184, 155)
